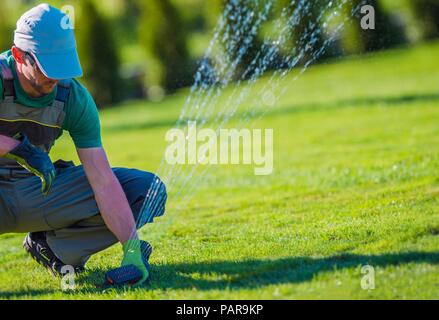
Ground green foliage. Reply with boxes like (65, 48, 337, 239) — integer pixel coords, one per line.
(76, 0, 122, 107)
(284, 0, 342, 62)
(138, 0, 192, 92)
(350, 0, 408, 52)
(0, 4, 15, 53)
(206, 0, 271, 80)
(411, 0, 439, 39)
(117, 0, 141, 43)
(0, 0, 435, 104)
(202, 0, 223, 31)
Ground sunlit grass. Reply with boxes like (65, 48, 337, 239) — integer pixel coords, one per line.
(1, 41, 439, 299)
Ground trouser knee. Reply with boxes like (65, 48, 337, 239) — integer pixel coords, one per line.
(131, 173, 167, 228)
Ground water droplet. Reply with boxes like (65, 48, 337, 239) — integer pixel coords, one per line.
(262, 90, 276, 107)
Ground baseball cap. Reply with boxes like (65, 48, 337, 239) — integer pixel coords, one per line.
(13, 3, 83, 80)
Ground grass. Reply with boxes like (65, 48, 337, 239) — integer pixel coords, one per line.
(1, 41, 439, 299)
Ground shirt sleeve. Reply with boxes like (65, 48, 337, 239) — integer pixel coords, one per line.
(62, 79, 103, 149)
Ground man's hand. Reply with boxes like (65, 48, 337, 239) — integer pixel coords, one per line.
(5, 133, 55, 196)
(121, 238, 149, 286)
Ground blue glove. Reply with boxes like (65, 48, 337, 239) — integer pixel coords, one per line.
(5, 133, 56, 196)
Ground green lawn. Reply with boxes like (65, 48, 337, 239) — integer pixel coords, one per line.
(1, 41, 439, 299)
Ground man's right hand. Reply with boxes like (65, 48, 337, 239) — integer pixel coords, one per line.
(121, 238, 150, 287)
(4, 133, 56, 196)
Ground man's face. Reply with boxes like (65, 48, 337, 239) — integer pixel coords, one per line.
(18, 50, 59, 95)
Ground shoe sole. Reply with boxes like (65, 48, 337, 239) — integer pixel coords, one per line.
(23, 234, 59, 277)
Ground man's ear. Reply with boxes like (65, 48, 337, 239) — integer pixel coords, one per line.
(11, 46, 26, 64)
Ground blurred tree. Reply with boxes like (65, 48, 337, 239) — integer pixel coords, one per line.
(285, 0, 342, 63)
(119, 0, 141, 41)
(203, 0, 269, 80)
(225, 0, 265, 79)
(139, 0, 192, 92)
(349, 0, 408, 52)
(203, 0, 223, 31)
(411, 0, 439, 39)
(207, 0, 343, 78)
(0, 5, 14, 53)
(76, 0, 122, 107)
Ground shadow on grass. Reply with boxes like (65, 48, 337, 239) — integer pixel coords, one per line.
(1, 251, 438, 298)
(146, 251, 439, 291)
(104, 92, 439, 133)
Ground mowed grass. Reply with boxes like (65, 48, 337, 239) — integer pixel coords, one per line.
(1, 41, 439, 299)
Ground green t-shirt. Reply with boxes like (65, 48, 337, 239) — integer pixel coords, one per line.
(0, 50, 102, 149)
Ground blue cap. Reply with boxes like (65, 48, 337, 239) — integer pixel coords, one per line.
(14, 3, 82, 80)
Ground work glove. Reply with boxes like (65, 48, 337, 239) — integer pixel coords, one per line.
(4, 132, 56, 196)
(121, 238, 149, 287)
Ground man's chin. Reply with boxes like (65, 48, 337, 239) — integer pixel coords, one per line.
(38, 85, 57, 95)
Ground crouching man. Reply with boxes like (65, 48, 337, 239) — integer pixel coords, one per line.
(0, 4, 167, 286)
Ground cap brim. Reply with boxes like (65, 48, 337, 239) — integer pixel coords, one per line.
(34, 48, 83, 80)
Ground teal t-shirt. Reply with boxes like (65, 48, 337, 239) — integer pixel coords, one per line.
(0, 50, 102, 149)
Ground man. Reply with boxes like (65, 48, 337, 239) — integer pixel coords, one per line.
(0, 4, 167, 286)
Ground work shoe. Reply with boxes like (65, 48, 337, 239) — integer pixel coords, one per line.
(23, 232, 84, 277)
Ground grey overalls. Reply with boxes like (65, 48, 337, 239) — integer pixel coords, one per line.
(0, 54, 167, 267)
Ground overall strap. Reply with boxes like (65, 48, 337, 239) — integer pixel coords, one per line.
(0, 54, 15, 103)
(52, 79, 71, 109)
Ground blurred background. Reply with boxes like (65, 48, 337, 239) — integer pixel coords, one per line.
(0, 0, 438, 108)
